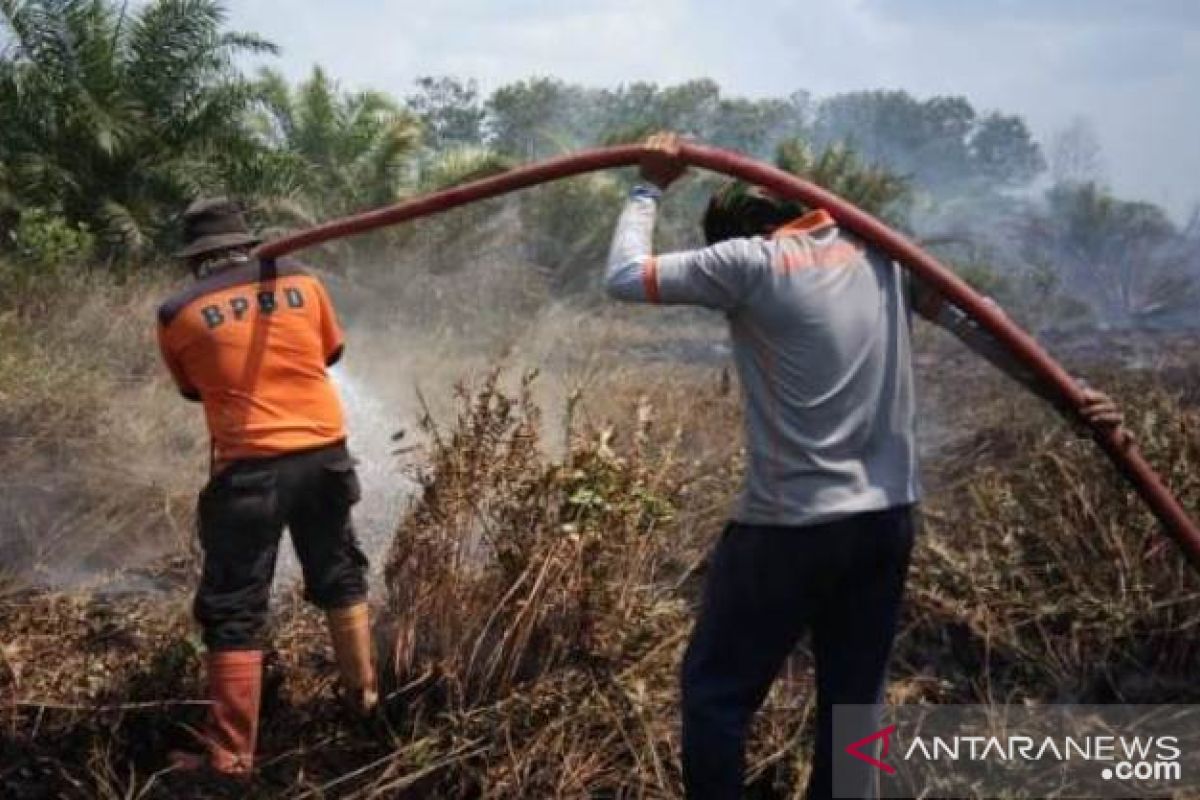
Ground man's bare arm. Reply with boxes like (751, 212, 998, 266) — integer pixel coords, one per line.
(911, 276, 1129, 441)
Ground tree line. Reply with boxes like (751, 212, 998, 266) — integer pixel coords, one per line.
(1, 0, 1196, 325)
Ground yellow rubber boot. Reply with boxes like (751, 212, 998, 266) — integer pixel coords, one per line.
(326, 603, 379, 716)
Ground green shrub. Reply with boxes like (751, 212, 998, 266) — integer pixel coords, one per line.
(7, 208, 95, 270)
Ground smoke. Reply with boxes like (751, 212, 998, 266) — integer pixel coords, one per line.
(277, 164, 1199, 590)
(273, 363, 417, 588)
(912, 186, 1200, 334)
(265, 204, 646, 586)
(8, 111, 1198, 600)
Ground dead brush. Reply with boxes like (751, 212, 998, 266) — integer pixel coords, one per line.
(902, 371, 1200, 704)
(376, 368, 807, 797)
(383, 368, 687, 705)
(5, 266, 1200, 798)
(0, 267, 204, 592)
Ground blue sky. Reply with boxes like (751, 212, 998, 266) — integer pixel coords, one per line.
(222, 0, 1199, 218)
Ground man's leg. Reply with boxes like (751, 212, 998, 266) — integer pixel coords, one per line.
(180, 464, 283, 776)
(193, 466, 284, 650)
(286, 447, 375, 714)
(807, 507, 915, 800)
(681, 523, 816, 800)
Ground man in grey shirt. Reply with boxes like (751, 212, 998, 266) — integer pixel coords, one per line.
(605, 133, 1125, 799)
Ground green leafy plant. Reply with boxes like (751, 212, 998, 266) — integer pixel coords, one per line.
(8, 207, 95, 269)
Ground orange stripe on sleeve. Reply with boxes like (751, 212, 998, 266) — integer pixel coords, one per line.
(642, 256, 661, 303)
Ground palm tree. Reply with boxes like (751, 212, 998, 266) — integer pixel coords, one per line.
(1024, 182, 1196, 323)
(775, 138, 910, 223)
(254, 66, 422, 226)
(0, 0, 282, 260)
(254, 66, 511, 266)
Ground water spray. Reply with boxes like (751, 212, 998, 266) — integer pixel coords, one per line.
(255, 142, 1200, 572)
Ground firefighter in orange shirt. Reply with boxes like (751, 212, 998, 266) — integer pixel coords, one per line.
(158, 198, 377, 778)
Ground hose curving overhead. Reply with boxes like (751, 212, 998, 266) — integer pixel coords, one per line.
(255, 142, 1200, 571)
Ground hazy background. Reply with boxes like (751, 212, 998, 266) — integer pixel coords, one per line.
(219, 0, 1200, 220)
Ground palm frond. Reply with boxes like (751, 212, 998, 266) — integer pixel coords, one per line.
(419, 146, 512, 192)
(776, 137, 910, 220)
(218, 30, 277, 56)
(0, 0, 281, 260)
(95, 197, 148, 253)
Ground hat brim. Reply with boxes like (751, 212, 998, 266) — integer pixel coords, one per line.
(174, 232, 261, 259)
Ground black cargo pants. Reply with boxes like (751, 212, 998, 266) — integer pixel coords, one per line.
(195, 442, 369, 651)
(681, 505, 916, 800)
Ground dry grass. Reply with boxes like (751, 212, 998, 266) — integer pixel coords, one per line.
(2, 261, 1198, 798)
(376, 369, 741, 797)
(903, 370, 1200, 707)
(0, 266, 205, 593)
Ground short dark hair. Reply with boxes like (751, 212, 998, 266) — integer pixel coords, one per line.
(702, 181, 808, 245)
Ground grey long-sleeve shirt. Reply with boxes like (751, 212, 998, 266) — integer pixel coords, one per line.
(606, 186, 1045, 526)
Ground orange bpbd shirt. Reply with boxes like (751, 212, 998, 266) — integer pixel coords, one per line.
(157, 258, 347, 465)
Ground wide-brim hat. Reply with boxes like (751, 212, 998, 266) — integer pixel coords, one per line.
(175, 197, 261, 259)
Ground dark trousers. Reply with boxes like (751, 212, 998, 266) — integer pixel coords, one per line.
(681, 506, 915, 800)
(195, 442, 369, 651)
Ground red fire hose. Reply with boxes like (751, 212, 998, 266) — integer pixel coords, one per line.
(255, 142, 1200, 570)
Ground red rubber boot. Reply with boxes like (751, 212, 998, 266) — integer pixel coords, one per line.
(170, 649, 263, 778)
